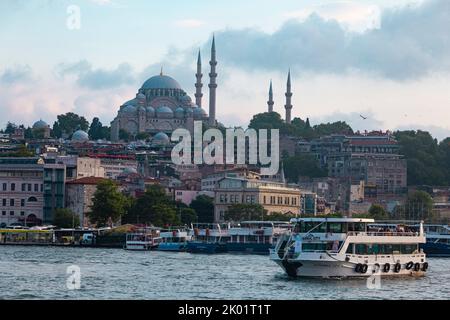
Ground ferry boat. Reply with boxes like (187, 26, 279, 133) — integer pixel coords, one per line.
(226, 221, 291, 254)
(419, 224, 450, 257)
(270, 218, 428, 278)
(124, 227, 161, 251)
(186, 223, 230, 254)
(157, 228, 193, 252)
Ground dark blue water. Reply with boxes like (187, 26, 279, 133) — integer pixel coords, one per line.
(0, 246, 448, 299)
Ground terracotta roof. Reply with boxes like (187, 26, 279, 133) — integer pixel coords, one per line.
(66, 177, 108, 185)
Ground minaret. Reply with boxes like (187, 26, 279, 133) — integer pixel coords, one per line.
(284, 70, 293, 124)
(208, 35, 217, 126)
(267, 80, 274, 113)
(195, 50, 203, 107)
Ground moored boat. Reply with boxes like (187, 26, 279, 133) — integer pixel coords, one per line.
(124, 227, 161, 251)
(157, 228, 193, 252)
(418, 224, 450, 257)
(226, 221, 291, 254)
(186, 223, 230, 254)
(270, 217, 428, 278)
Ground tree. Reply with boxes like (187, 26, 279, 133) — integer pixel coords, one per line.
(52, 112, 89, 138)
(225, 204, 267, 222)
(53, 208, 80, 228)
(283, 154, 327, 183)
(135, 132, 150, 141)
(189, 195, 215, 223)
(89, 180, 128, 226)
(148, 204, 180, 227)
(179, 207, 198, 225)
(4, 122, 17, 134)
(119, 129, 131, 141)
(368, 204, 389, 220)
(88, 117, 110, 140)
(405, 190, 434, 221)
(124, 185, 174, 224)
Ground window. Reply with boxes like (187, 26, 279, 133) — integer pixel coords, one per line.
(10, 211, 14, 216)
(34, 184, 39, 192)
(327, 222, 342, 233)
(22, 183, 26, 191)
(28, 197, 38, 202)
(21, 199, 25, 207)
(28, 184, 32, 192)
(2, 183, 6, 191)
(355, 244, 367, 255)
(10, 199, 14, 206)
(11, 183, 15, 191)
(20, 211, 25, 216)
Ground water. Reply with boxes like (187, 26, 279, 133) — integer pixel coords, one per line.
(0, 246, 448, 299)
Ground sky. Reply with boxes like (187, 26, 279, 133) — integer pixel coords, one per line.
(1, 0, 450, 141)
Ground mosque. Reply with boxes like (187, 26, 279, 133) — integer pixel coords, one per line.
(110, 37, 219, 143)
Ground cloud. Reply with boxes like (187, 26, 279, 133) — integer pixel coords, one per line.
(57, 60, 136, 89)
(0, 65, 34, 85)
(208, 0, 450, 80)
(174, 19, 205, 28)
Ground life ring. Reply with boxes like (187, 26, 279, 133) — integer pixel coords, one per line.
(383, 263, 391, 273)
(361, 264, 368, 274)
(405, 261, 414, 270)
(394, 262, 401, 273)
(373, 263, 380, 273)
(414, 263, 421, 272)
(422, 262, 429, 272)
(355, 263, 363, 273)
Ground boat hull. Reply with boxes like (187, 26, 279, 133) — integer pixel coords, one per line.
(157, 242, 188, 252)
(272, 258, 427, 278)
(186, 242, 227, 254)
(421, 242, 450, 257)
(225, 242, 272, 255)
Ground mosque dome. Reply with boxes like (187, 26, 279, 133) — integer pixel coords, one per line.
(136, 93, 146, 100)
(122, 167, 138, 175)
(122, 105, 137, 113)
(32, 120, 48, 129)
(141, 74, 182, 90)
(156, 106, 174, 118)
(174, 107, 185, 119)
(72, 130, 89, 142)
(146, 106, 156, 116)
(193, 107, 207, 119)
(152, 132, 170, 145)
(123, 98, 137, 106)
(180, 95, 192, 104)
(137, 106, 146, 112)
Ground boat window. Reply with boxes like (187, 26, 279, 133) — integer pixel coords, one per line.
(401, 244, 417, 254)
(392, 244, 401, 254)
(302, 243, 327, 251)
(327, 222, 342, 233)
(355, 244, 367, 255)
(346, 243, 354, 254)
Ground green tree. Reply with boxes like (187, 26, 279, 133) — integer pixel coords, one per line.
(53, 208, 80, 228)
(124, 185, 174, 224)
(4, 122, 17, 134)
(225, 204, 267, 222)
(405, 190, 434, 221)
(89, 180, 128, 226)
(119, 129, 131, 141)
(135, 132, 150, 140)
(88, 117, 111, 140)
(179, 207, 198, 225)
(189, 195, 215, 223)
(368, 204, 389, 220)
(283, 154, 327, 183)
(52, 112, 89, 138)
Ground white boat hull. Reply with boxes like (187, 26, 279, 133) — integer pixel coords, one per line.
(272, 257, 427, 278)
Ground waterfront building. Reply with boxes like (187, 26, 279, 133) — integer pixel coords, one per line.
(214, 177, 302, 222)
(65, 177, 108, 228)
(99, 157, 138, 180)
(0, 157, 44, 227)
(43, 163, 66, 224)
(201, 168, 261, 192)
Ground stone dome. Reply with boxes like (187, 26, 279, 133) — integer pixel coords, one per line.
(122, 105, 137, 113)
(174, 107, 185, 119)
(193, 107, 207, 119)
(156, 106, 174, 118)
(180, 95, 192, 104)
(141, 74, 182, 90)
(152, 132, 170, 145)
(146, 106, 155, 116)
(32, 120, 48, 129)
(72, 130, 89, 142)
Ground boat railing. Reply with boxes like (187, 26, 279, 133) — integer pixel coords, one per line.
(347, 231, 420, 237)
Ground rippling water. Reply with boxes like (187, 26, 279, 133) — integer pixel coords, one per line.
(0, 246, 448, 299)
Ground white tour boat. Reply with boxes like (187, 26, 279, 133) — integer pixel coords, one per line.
(124, 227, 161, 251)
(270, 217, 428, 278)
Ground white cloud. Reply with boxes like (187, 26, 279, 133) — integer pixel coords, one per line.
(174, 19, 205, 28)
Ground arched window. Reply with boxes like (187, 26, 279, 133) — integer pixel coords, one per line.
(28, 196, 38, 202)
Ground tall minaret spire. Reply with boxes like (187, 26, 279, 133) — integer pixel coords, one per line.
(284, 69, 293, 124)
(195, 49, 203, 107)
(208, 34, 217, 126)
(267, 80, 274, 113)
